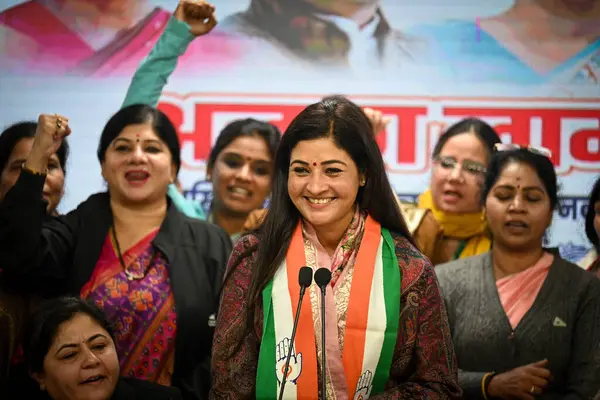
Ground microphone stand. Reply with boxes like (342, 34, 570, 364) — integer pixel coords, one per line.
(314, 268, 332, 400)
(319, 283, 327, 400)
(278, 267, 313, 400)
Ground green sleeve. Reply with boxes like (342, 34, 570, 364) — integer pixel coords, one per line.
(122, 17, 195, 108)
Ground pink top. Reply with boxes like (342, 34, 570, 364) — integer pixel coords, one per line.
(496, 252, 554, 330)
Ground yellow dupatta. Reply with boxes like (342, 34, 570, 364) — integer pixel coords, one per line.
(418, 190, 491, 259)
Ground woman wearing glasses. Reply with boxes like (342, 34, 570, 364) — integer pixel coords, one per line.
(417, 118, 501, 265)
(436, 146, 600, 398)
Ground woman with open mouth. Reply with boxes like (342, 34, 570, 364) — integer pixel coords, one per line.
(22, 296, 182, 399)
(121, 0, 280, 242)
(436, 146, 600, 398)
(417, 118, 502, 265)
(0, 107, 232, 400)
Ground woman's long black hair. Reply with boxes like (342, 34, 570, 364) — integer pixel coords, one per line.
(244, 95, 414, 312)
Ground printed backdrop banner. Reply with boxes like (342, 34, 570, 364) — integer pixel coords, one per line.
(0, 0, 599, 260)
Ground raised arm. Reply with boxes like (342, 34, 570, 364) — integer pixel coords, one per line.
(0, 115, 77, 288)
(121, 1, 217, 220)
(122, 0, 217, 108)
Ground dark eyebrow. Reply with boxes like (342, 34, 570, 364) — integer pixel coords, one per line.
(113, 138, 162, 145)
(55, 333, 108, 355)
(463, 159, 485, 165)
(321, 160, 347, 166)
(494, 184, 544, 192)
(221, 151, 271, 164)
(290, 160, 347, 166)
(290, 160, 309, 166)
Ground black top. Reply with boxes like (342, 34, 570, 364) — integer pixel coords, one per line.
(1, 376, 183, 400)
(113, 377, 183, 399)
(0, 172, 233, 400)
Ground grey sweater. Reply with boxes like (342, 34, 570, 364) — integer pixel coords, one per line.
(436, 252, 600, 399)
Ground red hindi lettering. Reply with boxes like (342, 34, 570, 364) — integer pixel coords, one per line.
(444, 106, 537, 150)
(444, 107, 600, 167)
(157, 101, 212, 160)
(158, 102, 305, 161)
(571, 128, 600, 162)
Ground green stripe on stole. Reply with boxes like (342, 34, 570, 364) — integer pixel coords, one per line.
(371, 228, 401, 393)
(257, 279, 277, 399)
(256, 229, 401, 398)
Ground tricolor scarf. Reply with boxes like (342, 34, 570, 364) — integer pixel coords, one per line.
(418, 190, 491, 259)
(256, 215, 400, 399)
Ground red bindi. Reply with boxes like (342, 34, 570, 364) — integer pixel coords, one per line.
(313, 162, 317, 166)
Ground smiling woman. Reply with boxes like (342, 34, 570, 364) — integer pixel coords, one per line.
(211, 96, 462, 399)
(287, 138, 365, 253)
(206, 118, 281, 241)
(22, 297, 182, 399)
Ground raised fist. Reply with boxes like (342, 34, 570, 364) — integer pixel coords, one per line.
(174, 0, 217, 37)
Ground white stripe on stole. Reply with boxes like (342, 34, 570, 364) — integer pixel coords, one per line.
(358, 237, 387, 398)
(272, 261, 298, 400)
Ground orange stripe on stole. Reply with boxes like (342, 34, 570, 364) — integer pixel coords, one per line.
(342, 216, 381, 397)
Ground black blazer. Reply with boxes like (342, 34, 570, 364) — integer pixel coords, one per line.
(0, 172, 233, 400)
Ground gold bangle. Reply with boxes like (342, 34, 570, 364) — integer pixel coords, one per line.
(482, 372, 493, 400)
(21, 162, 48, 176)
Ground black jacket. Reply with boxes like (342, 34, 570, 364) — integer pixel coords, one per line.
(0, 171, 233, 400)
